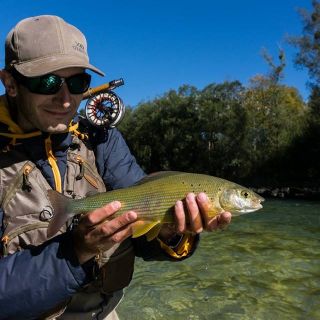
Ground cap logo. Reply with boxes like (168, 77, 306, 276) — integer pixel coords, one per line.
(72, 41, 85, 53)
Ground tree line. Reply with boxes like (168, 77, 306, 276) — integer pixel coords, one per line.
(119, 79, 316, 187)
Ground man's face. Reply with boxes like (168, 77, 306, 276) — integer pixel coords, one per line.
(15, 67, 84, 133)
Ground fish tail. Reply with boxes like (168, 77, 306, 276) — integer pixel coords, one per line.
(47, 190, 72, 238)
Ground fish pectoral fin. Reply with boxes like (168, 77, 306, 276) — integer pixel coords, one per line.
(132, 220, 161, 239)
(207, 204, 224, 218)
(146, 223, 162, 241)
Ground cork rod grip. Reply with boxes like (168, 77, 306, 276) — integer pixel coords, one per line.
(82, 78, 124, 100)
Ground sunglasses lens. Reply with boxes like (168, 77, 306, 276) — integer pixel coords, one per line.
(41, 75, 62, 94)
(67, 73, 91, 94)
(27, 75, 62, 94)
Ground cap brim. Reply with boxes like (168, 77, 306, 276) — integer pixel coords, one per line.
(14, 54, 105, 77)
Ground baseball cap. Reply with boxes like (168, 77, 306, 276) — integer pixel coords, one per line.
(5, 15, 104, 77)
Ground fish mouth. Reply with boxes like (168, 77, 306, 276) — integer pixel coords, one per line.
(238, 206, 262, 213)
(234, 201, 264, 215)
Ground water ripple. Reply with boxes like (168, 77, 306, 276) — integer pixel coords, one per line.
(118, 199, 320, 319)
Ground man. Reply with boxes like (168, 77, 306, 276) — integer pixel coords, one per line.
(0, 15, 231, 319)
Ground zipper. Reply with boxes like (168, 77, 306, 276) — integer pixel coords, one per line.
(75, 155, 99, 189)
(22, 164, 33, 191)
(45, 136, 62, 192)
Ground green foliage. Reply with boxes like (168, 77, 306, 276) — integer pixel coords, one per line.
(118, 80, 307, 186)
(242, 83, 305, 160)
(197, 81, 246, 178)
(120, 85, 205, 172)
(241, 83, 307, 185)
(289, 0, 320, 86)
(308, 85, 320, 121)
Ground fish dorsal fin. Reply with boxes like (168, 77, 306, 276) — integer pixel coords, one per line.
(135, 171, 182, 185)
(131, 220, 161, 239)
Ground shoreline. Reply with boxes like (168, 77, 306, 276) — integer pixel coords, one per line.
(250, 186, 320, 200)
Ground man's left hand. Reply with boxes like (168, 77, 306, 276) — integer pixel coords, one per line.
(159, 192, 232, 241)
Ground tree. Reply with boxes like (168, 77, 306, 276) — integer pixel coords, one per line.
(260, 47, 286, 85)
(197, 81, 246, 178)
(289, 0, 320, 86)
(286, 0, 320, 185)
(242, 78, 306, 185)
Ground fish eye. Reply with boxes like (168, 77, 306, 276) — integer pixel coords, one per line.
(241, 190, 249, 198)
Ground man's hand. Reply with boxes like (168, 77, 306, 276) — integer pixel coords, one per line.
(73, 201, 137, 264)
(159, 192, 232, 241)
(176, 192, 232, 233)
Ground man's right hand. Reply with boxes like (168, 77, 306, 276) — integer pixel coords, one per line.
(72, 201, 138, 264)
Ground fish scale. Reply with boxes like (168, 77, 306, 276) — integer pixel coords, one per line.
(70, 174, 223, 219)
(47, 171, 264, 239)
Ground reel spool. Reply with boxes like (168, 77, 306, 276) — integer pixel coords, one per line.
(84, 79, 125, 128)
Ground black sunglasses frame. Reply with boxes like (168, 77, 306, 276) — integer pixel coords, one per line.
(11, 69, 91, 95)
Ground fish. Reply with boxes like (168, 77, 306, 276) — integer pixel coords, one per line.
(47, 171, 264, 239)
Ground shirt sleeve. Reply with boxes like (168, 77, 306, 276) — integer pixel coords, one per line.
(0, 232, 95, 320)
(93, 127, 146, 189)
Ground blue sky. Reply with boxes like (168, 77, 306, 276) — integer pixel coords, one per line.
(0, 0, 313, 107)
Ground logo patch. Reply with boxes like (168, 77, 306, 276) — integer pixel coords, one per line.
(72, 41, 85, 53)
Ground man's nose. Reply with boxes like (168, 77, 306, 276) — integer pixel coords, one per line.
(58, 83, 72, 108)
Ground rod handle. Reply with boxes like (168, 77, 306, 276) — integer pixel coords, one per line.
(82, 78, 124, 100)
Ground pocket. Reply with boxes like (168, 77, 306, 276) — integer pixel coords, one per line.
(99, 241, 135, 294)
(1, 222, 49, 256)
(66, 153, 106, 197)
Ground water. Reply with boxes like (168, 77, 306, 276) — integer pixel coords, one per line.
(117, 199, 320, 320)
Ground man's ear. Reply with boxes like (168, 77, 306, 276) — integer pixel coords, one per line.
(0, 69, 18, 97)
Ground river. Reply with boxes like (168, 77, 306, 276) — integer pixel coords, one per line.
(117, 199, 320, 320)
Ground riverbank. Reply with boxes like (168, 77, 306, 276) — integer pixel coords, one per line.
(251, 186, 320, 200)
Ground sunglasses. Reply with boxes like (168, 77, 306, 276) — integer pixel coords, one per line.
(12, 70, 91, 95)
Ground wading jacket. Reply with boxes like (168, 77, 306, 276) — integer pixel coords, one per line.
(0, 95, 198, 320)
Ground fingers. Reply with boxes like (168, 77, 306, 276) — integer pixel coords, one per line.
(91, 210, 137, 238)
(81, 201, 122, 227)
(195, 192, 210, 230)
(195, 192, 232, 231)
(174, 200, 186, 233)
(173, 192, 232, 235)
(204, 211, 232, 231)
(218, 211, 232, 228)
(174, 193, 203, 234)
(185, 193, 203, 233)
(73, 202, 138, 264)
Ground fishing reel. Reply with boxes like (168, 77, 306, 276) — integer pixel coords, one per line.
(83, 78, 125, 128)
